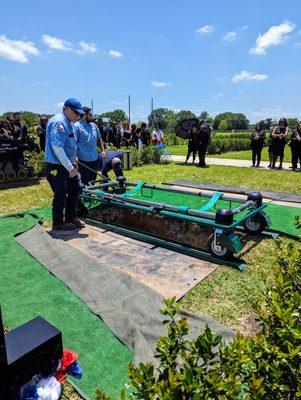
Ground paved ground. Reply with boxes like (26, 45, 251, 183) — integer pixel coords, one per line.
(171, 155, 292, 169)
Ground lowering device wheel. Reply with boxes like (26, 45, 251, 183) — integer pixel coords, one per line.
(207, 233, 234, 260)
(243, 213, 266, 235)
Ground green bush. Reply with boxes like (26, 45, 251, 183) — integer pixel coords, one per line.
(95, 240, 300, 399)
(131, 146, 162, 166)
(214, 132, 251, 140)
(30, 151, 46, 176)
(207, 138, 251, 154)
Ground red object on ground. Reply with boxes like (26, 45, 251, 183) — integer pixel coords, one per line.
(54, 349, 78, 383)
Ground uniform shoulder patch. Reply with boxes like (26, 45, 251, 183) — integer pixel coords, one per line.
(56, 123, 65, 132)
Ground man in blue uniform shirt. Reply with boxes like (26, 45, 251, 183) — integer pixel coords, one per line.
(45, 98, 86, 230)
(98, 150, 124, 179)
(74, 107, 106, 185)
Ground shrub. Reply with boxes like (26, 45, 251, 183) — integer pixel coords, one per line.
(95, 240, 301, 399)
(207, 138, 250, 154)
(30, 151, 46, 176)
(131, 146, 162, 167)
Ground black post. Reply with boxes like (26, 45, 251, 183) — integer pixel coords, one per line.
(0, 306, 8, 367)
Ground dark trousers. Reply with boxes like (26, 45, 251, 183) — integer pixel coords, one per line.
(291, 145, 301, 169)
(252, 146, 263, 166)
(78, 159, 99, 185)
(198, 143, 208, 167)
(186, 142, 196, 161)
(46, 163, 81, 226)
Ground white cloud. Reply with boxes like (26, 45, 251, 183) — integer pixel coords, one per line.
(56, 102, 64, 107)
(42, 34, 73, 51)
(108, 50, 122, 58)
(241, 25, 249, 30)
(250, 21, 295, 55)
(232, 70, 268, 83)
(222, 31, 237, 42)
(195, 25, 214, 35)
(0, 35, 39, 63)
(77, 41, 97, 55)
(151, 81, 171, 88)
(214, 93, 224, 98)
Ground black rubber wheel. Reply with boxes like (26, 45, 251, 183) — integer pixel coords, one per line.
(243, 213, 266, 235)
(17, 169, 27, 179)
(6, 171, 16, 181)
(207, 234, 234, 260)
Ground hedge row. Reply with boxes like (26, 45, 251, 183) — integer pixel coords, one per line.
(208, 138, 251, 154)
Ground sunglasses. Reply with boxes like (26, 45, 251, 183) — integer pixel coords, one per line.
(70, 108, 81, 116)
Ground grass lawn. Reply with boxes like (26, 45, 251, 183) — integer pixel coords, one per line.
(168, 145, 292, 163)
(0, 162, 300, 338)
(0, 162, 300, 216)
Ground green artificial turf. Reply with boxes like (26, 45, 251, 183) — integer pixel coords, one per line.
(0, 210, 132, 398)
(132, 188, 301, 237)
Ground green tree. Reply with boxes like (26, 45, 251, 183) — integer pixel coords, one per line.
(148, 108, 175, 129)
(218, 120, 228, 131)
(286, 118, 299, 130)
(213, 112, 249, 130)
(1, 111, 39, 127)
(100, 109, 127, 123)
(176, 110, 196, 121)
(199, 111, 209, 120)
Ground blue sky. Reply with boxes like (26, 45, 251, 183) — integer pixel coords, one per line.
(1, 0, 301, 122)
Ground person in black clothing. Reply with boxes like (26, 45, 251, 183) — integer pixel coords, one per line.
(196, 120, 211, 167)
(121, 121, 132, 148)
(267, 129, 274, 168)
(131, 124, 142, 149)
(107, 121, 120, 148)
(185, 124, 197, 163)
(13, 113, 28, 143)
(271, 118, 289, 169)
(97, 119, 108, 145)
(138, 122, 150, 146)
(289, 122, 301, 171)
(37, 116, 48, 152)
(250, 123, 266, 167)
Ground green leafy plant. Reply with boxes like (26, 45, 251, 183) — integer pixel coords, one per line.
(96, 240, 300, 399)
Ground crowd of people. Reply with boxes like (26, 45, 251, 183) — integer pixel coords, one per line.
(250, 118, 301, 170)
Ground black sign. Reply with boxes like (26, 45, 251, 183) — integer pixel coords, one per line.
(0, 139, 24, 155)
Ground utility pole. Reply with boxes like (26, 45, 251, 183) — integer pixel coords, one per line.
(151, 97, 154, 113)
(91, 99, 94, 114)
(128, 95, 131, 123)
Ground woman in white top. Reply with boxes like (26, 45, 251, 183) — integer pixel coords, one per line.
(151, 125, 164, 145)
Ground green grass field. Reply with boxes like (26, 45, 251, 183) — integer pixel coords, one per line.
(168, 145, 292, 163)
(0, 162, 300, 338)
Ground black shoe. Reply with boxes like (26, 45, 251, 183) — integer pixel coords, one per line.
(251, 164, 255, 167)
(66, 218, 86, 228)
(52, 222, 76, 231)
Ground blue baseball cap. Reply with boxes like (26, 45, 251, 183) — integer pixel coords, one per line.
(64, 98, 85, 114)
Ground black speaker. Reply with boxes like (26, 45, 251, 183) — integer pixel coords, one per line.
(0, 306, 63, 399)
